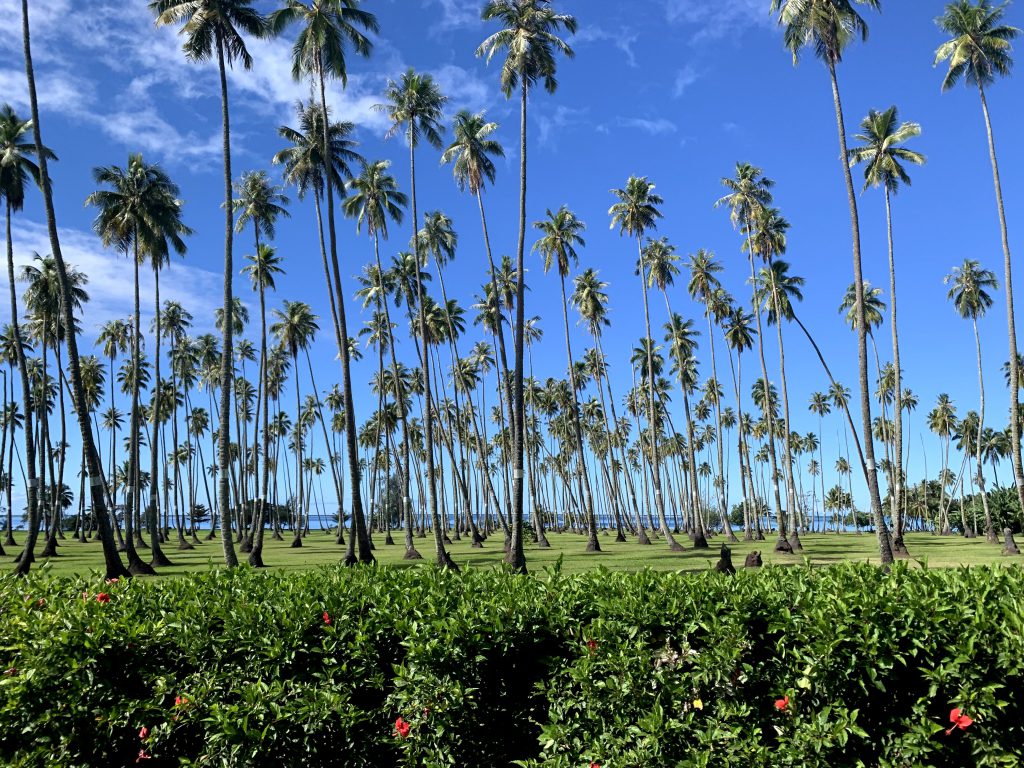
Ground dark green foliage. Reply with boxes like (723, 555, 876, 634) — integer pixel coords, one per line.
(2, 564, 1024, 767)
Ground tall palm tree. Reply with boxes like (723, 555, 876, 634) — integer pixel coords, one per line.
(724, 305, 760, 539)
(269, 0, 379, 565)
(241, 244, 282, 566)
(233, 170, 288, 560)
(717, 163, 790, 551)
(533, 205, 599, 551)
(96, 318, 130, 533)
(18, 2, 130, 578)
(946, 259, 999, 542)
(0, 103, 49, 571)
(440, 110, 510, 413)
(477, 0, 576, 572)
(609, 177, 686, 552)
(686, 250, 738, 542)
(770, 0, 893, 565)
(86, 154, 189, 573)
(848, 105, 925, 552)
(375, 69, 455, 570)
(151, 0, 268, 568)
(809, 391, 832, 531)
(343, 159, 422, 559)
(936, 0, 1024, 517)
(271, 301, 319, 547)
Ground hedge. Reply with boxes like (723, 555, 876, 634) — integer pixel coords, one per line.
(2, 562, 1023, 767)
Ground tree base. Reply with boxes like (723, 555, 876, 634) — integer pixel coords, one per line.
(667, 540, 686, 552)
(691, 532, 709, 549)
(615, 532, 627, 543)
(585, 538, 601, 553)
(637, 529, 652, 545)
(403, 547, 423, 560)
(247, 549, 266, 568)
(150, 550, 174, 568)
(177, 538, 195, 551)
(774, 536, 793, 554)
(290, 537, 303, 548)
(787, 532, 803, 552)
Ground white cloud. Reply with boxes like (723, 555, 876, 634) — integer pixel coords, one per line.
(672, 65, 700, 98)
(423, 0, 483, 32)
(4, 220, 226, 339)
(664, 0, 774, 40)
(534, 105, 588, 148)
(619, 117, 677, 135)
(575, 26, 640, 67)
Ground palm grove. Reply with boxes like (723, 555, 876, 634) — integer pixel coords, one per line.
(1, 0, 1023, 579)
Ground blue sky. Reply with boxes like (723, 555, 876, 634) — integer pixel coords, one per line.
(2, 0, 1023, 516)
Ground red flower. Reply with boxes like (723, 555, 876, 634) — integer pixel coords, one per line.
(393, 717, 411, 739)
(95, 593, 111, 604)
(106, 578, 119, 585)
(37, 598, 46, 607)
(174, 695, 188, 707)
(136, 749, 151, 762)
(586, 639, 598, 654)
(138, 726, 149, 740)
(946, 708, 974, 736)
(590, 763, 601, 768)
(4, 667, 16, 677)
(323, 611, 331, 625)
(774, 695, 789, 712)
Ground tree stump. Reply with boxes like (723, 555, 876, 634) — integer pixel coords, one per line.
(744, 550, 763, 569)
(714, 544, 736, 575)
(1002, 528, 1020, 556)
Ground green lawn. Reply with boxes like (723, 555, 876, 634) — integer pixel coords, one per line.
(1, 529, 1019, 577)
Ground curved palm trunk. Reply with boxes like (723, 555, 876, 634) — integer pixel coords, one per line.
(977, 85, 1024, 517)
(249, 276, 269, 566)
(214, 33, 237, 567)
(827, 60, 893, 564)
(18, 0, 128, 578)
(7, 199, 40, 574)
(746, 243, 789, 550)
(148, 267, 172, 566)
(559, 276, 599, 551)
(768, 280, 801, 551)
(316, 70, 371, 566)
(973, 318, 996, 543)
(408, 135, 453, 570)
(638, 246, 683, 552)
(883, 188, 907, 552)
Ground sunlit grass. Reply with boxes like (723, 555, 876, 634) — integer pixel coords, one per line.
(2, 528, 1018, 578)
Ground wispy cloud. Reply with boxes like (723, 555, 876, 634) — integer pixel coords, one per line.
(535, 105, 588, 148)
(422, 0, 483, 33)
(5, 220, 227, 338)
(575, 26, 641, 67)
(619, 117, 678, 136)
(672, 65, 700, 98)
(663, 0, 774, 40)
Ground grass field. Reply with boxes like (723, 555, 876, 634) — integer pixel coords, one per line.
(1, 528, 1020, 577)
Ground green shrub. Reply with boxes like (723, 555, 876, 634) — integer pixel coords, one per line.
(2, 563, 1023, 767)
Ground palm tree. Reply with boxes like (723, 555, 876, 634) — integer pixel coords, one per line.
(809, 391, 832, 532)
(241, 244, 283, 566)
(533, 205, 599, 551)
(86, 154, 189, 573)
(724, 305, 760, 539)
(152, 0, 268, 568)
(753, 252, 805, 550)
(96, 318, 130, 535)
(17, 2, 130, 578)
(572, 268, 648, 544)
(946, 259, 999, 542)
(343, 159, 422, 559)
(375, 69, 455, 570)
(770, 0, 893, 565)
(686, 250, 738, 542)
(936, 0, 1024, 517)
(609, 177, 686, 552)
(928, 393, 959, 535)
(440, 110, 511, 417)
(717, 163, 790, 551)
(271, 301, 319, 548)
(270, 0, 379, 565)
(0, 103, 49, 571)
(848, 105, 925, 553)
(477, 0, 576, 573)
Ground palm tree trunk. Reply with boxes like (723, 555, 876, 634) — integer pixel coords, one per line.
(973, 318, 996, 543)
(213, 33, 237, 567)
(316, 70, 371, 566)
(705, 314, 736, 541)
(506, 79, 529, 572)
(559, 276, 599, 551)
(883, 188, 908, 552)
(827, 60, 893, 565)
(769, 282, 801, 551)
(148, 268, 172, 566)
(408, 134, 453, 570)
(746, 243, 788, 550)
(18, 0, 128, 578)
(638, 246, 683, 552)
(978, 85, 1024, 517)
